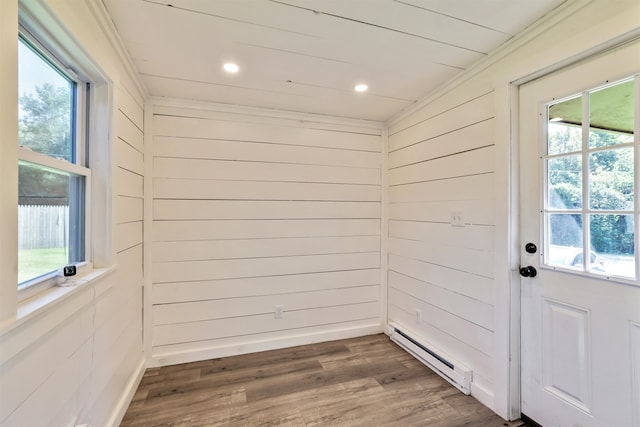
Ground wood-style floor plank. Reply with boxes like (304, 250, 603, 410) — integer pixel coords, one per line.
(121, 334, 526, 426)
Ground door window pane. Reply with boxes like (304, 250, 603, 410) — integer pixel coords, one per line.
(589, 214, 634, 278)
(588, 147, 634, 210)
(548, 96, 582, 155)
(548, 155, 582, 209)
(547, 214, 583, 269)
(589, 80, 634, 148)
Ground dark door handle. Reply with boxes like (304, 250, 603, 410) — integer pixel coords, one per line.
(519, 266, 537, 278)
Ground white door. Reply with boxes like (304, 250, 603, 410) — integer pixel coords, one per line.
(520, 39, 640, 427)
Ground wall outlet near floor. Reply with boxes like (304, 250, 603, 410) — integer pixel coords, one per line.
(450, 211, 465, 227)
(275, 304, 284, 319)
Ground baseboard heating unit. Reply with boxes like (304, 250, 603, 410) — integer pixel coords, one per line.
(389, 323, 472, 395)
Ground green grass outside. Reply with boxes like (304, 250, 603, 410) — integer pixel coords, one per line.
(18, 247, 67, 284)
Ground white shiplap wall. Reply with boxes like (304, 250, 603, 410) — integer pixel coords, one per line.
(0, 82, 144, 427)
(149, 106, 384, 364)
(386, 91, 496, 402)
(0, 0, 146, 425)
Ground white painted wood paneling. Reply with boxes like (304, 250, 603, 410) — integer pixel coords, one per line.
(389, 220, 493, 251)
(87, 339, 144, 425)
(154, 200, 380, 220)
(389, 173, 494, 203)
(154, 252, 379, 284)
(154, 157, 379, 184)
(281, 0, 511, 53)
(388, 146, 495, 186)
(154, 136, 381, 168)
(154, 286, 379, 325)
(2, 339, 93, 426)
(153, 179, 380, 201)
(388, 92, 494, 151)
(388, 254, 493, 305)
(115, 195, 143, 225)
(153, 115, 381, 151)
(150, 107, 383, 363)
(152, 104, 383, 135)
(153, 236, 380, 262)
(388, 271, 493, 330)
(388, 119, 494, 169)
(0, 308, 93, 423)
(389, 199, 494, 225)
(114, 167, 143, 198)
(389, 288, 492, 355)
(154, 302, 380, 346)
(398, 0, 566, 35)
(389, 237, 493, 279)
(115, 113, 143, 153)
(115, 221, 143, 254)
(153, 269, 380, 304)
(114, 137, 144, 175)
(153, 219, 380, 241)
(117, 85, 144, 131)
(385, 88, 497, 404)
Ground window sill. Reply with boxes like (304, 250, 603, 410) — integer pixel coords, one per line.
(0, 265, 118, 338)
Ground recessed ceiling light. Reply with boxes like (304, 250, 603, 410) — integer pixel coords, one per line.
(549, 117, 563, 122)
(354, 83, 368, 92)
(223, 63, 239, 73)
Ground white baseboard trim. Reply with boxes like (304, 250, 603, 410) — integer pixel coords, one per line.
(148, 323, 383, 368)
(471, 380, 495, 412)
(105, 356, 145, 427)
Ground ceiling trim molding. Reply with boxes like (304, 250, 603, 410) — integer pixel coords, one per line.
(85, 0, 149, 101)
(510, 27, 640, 88)
(148, 96, 386, 132)
(386, 0, 592, 126)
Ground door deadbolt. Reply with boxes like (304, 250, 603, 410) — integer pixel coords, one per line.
(525, 243, 537, 254)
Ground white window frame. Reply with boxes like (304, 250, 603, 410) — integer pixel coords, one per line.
(17, 28, 93, 299)
(13, 4, 113, 304)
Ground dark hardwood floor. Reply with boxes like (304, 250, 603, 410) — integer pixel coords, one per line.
(121, 334, 527, 426)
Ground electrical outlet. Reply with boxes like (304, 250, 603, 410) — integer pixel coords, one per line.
(275, 304, 283, 319)
(415, 309, 422, 323)
(450, 211, 465, 227)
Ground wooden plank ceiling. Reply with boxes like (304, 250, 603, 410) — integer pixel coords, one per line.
(104, 0, 566, 121)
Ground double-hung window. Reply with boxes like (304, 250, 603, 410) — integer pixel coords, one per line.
(17, 30, 91, 291)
